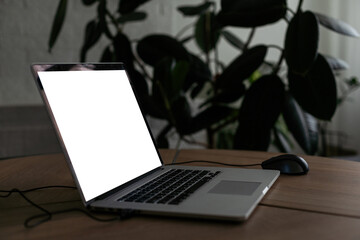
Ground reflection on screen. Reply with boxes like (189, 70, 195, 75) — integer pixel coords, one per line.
(38, 70, 161, 202)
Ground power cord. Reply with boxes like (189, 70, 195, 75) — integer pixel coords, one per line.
(0, 186, 134, 228)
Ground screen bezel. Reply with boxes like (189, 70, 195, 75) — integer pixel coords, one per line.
(31, 63, 164, 204)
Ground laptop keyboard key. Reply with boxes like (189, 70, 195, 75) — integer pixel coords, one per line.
(118, 169, 220, 205)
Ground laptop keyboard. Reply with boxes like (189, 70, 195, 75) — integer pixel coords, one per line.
(117, 169, 220, 205)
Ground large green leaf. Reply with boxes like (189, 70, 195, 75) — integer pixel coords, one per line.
(183, 106, 235, 135)
(171, 61, 190, 98)
(202, 80, 245, 106)
(285, 11, 319, 75)
(221, 30, 245, 50)
(171, 96, 192, 135)
(234, 74, 285, 150)
(112, 33, 134, 69)
(118, 0, 151, 14)
(152, 60, 191, 131)
(82, 0, 97, 5)
(153, 58, 189, 104)
(178, 2, 212, 16)
(325, 55, 349, 71)
(147, 61, 169, 119)
(184, 54, 212, 94)
(215, 83, 245, 103)
(216, 128, 236, 149)
(117, 12, 147, 24)
(216, 45, 267, 89)
(48, 0, 68, 52)
(80, 20, 102, 61)
(282, 93, 318, 155)
(220, 0, 285, 13)
(100, 46, 115, 62)
(195, 12, 221, 53)
(314, 12, 360, 37)
(217, 0, 286, 27)
(143, 96, 167, 119)
(97, 0, 112, 39)
(288, 54, 337, 120)
(152, 58, 172, 105)
(137, 34, 189, 66)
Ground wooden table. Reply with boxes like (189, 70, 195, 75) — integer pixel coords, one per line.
(1, 149, 360, 239)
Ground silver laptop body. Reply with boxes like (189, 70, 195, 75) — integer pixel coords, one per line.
(31, 63, 279, 221)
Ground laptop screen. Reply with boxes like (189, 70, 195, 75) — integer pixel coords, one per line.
(34, 64, 161, 202)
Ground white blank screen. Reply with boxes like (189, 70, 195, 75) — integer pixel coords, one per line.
(38, 70, 161, 202)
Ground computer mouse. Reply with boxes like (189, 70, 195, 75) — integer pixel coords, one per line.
(261, 154, 309, 175)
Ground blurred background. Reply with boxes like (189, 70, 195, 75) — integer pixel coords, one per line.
(1, 0, 360, 159)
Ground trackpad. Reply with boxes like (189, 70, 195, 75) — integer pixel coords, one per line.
(208, 181, 261, 196)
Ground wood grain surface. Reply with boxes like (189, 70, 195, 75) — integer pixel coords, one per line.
(1, 149, 360, 240)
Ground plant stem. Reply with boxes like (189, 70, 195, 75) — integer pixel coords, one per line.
(244, 28, 256, 51)
(106, 9, 121, 33)
(268, 44, 283, 52)
(156, 80, 177, 128)
(266, 44, 284, 74)
(182, 137, 209, 148)
(205, 11, 211, 67)
(158, 124, 172, 139)
(287, 7, 296, 16)
(206, 128, 215, 148)
(205, 53, 210, 70)
(175, 135, 182, 153)
(214, 38, 220, 75)
(296, 0, 304, 13)
(212, 113, 238, 133)
(211, 0, 220, 75)
(133, 56, 152, 81)
(273, 51, 284, 75)
(319, 122, 328, 156)
(176, 21, 195, 39)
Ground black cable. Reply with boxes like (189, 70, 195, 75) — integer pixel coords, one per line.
(0, 185, 76, 196)
(0, 186, 133, 228)
(167, 160, 262, 168)
(24, 208, 122, 228)
(2, 188, 53, 228)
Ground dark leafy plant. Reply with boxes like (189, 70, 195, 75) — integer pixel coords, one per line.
(48, 0, 359, 154)
(319, 76, 360, 156)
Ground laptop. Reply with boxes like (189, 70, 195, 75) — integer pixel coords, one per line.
(31, 63, 279, 221)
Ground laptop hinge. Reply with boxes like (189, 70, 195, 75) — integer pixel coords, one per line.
(86, 166, 164, 205)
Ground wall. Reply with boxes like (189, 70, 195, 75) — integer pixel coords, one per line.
(0, 0, 174, 106)
(1, 0, 360, 154)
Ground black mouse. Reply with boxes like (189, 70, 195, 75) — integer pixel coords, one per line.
(261, 154, 309, 175)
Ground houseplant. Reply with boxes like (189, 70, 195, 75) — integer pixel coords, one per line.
(48, 0, 359, 154)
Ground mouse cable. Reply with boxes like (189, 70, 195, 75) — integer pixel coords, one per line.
(167, 160, 261, 168)
(0, 186, 134, 228)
